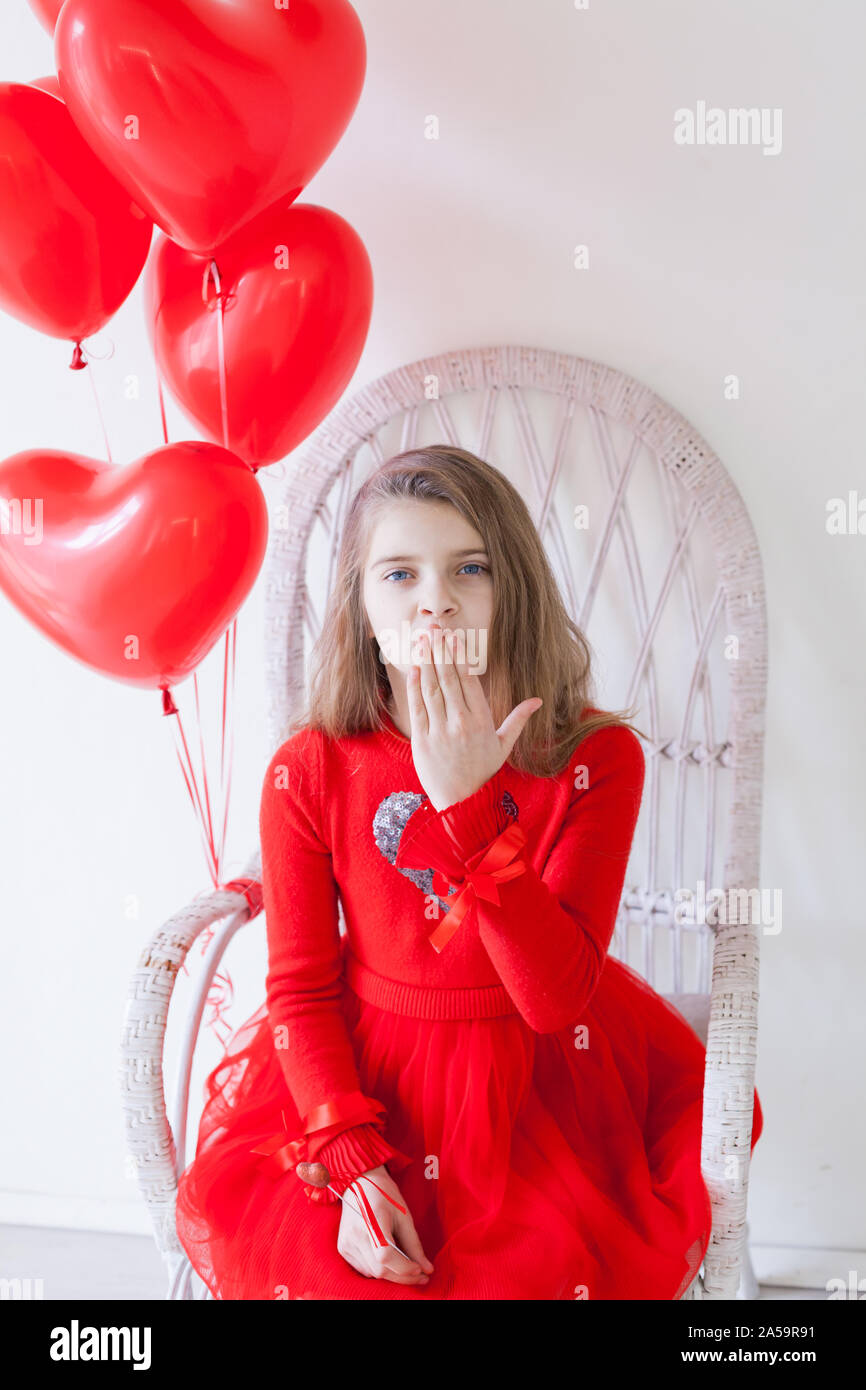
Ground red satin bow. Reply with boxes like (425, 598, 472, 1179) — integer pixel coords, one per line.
(250, 1128, 309, 1179)
(429, 821, 527, 953)
(251, 1091, 387, 1177)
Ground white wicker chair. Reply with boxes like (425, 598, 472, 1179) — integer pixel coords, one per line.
(121, 344, 767, 1301)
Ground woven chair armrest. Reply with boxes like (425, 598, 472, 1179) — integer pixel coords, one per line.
(119, 849, 261, 1261)
(697, 916, 761, 1299)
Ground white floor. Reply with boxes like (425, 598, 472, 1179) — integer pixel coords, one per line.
(0, 1224, 827, 1300)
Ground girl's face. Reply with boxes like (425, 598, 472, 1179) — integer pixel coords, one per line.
(362, 498, 493, 687)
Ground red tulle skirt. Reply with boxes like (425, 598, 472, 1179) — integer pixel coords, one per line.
(175, 939, 763, 1301)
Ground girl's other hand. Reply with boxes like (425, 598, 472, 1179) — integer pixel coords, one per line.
(336, 1165, 434, 1286)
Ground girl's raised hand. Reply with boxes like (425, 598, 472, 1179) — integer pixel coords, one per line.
(407, 622, 542, 812)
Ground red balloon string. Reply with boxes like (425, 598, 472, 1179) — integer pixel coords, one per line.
(211, 284, 241, 878)
(191, 669, 219, 878)
(162, 683, 220, 883)
(162, 640, 241, 1045)
(68, 340, 115, 463)
(160, 638, 240, 893)
(203, 968, 235, 1050)
(216, 616, 239, 872)
(203, 259, 232, 453)
(154, 357, 170, 446)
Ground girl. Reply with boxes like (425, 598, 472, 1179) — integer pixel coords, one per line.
(175, 444, 763, 1300)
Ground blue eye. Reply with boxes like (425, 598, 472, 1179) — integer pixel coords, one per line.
(382, 564, 489, 582)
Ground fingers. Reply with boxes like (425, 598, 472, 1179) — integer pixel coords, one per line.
(392, 1214, 435, 1276)
(375, 1250, 431, 1285)
(341, 1244, 430, 1285)
(417, 630, 447, 723)
(495, 697, 544, 757)
(406, 655, 428, 737)
(418, 626, 474, 729)
(444, 628, 491, 720)
(428, 627, 467, 714)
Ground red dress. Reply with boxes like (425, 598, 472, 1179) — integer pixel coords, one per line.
(175, 704, 763, 1300)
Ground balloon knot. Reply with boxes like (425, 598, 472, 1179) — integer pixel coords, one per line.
(160, 686, 179, 716)
(69, 342, 87, 371)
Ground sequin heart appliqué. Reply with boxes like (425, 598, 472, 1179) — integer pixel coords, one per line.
(372, 789, 519, 912)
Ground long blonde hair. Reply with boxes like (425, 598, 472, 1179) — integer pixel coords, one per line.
(287, 445, 646, 777)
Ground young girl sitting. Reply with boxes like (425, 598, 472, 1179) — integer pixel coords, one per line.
(175, 443, 763, 1300)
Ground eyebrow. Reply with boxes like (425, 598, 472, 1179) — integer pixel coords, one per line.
(372, 549, 489, 567)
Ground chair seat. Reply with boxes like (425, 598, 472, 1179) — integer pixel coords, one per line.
(663, 992, 711, 1043)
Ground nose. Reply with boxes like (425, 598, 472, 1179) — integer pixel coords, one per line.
(418, 607, 457, 630)
(418, 584, 458, 623)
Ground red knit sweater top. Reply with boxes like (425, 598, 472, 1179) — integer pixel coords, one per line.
(259, 705, 646, 1202)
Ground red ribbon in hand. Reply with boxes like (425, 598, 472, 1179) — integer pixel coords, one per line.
(342, 1173, 408, 1249)
(428, 821, 527, 953)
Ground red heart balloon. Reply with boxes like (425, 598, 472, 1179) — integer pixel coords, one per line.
(0, 442, 268, 689)
(0, 83, 153, 342)
(55, 0, 366, 254)
(146, 202, 373, 467)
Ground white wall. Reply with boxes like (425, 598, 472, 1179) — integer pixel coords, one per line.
(0, 0, 863, 1291)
